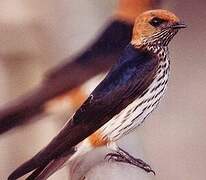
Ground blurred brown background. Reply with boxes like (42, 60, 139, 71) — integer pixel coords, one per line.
(0, 0, 206, 179)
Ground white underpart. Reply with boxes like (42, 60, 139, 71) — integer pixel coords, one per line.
(99, 47, 170, 142)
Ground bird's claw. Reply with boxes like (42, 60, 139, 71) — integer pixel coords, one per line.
(105, 150, 155, 175)
(105, 152, 119, 161)
(131, 157, 156, 175)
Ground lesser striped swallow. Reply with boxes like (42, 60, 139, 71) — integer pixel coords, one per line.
(8, 9, 186, 180)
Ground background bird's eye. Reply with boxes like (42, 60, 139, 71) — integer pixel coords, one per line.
(149, 17, 166, 27)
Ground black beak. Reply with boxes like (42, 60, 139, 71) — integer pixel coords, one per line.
(171, 22, 187, 29)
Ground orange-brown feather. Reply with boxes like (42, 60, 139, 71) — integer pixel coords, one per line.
(88, 130, 108, 147)
(131, 9, 180, 45)
(45, 87, 86, 112)
(68, 88, 87, 108)
(115, 0, 152, 23)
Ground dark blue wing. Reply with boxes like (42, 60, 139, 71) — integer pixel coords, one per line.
(8, 44, 158, 180)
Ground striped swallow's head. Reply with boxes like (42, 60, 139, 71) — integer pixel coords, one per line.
(131, 9, 186, 47)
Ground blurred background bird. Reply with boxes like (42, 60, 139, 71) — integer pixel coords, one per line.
(0, 0, 157, 134)
(0, 0, 206, 180)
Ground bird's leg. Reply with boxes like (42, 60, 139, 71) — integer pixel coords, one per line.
(105, 142, 155, 175)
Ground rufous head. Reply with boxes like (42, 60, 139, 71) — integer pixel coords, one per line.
(131, 9, 186, 47)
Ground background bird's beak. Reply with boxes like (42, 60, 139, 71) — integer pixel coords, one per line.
(171, 22, 187, 29)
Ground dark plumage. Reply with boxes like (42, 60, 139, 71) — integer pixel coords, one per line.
(8, 9, 186, 180)
(8, 44, 158, 180)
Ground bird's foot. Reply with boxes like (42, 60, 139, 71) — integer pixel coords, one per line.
(105, 147, 155, 175)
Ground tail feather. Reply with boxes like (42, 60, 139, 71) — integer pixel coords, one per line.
(27, 156, 69, 180)
(8, 139, 94, 180)
(26, 164, 48, 180)
(8, 158, 48, 180)
(8, 147, 76, 180)
(29, 139, 94, 180)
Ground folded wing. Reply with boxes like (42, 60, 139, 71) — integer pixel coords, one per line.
(8, 44, 158, 180)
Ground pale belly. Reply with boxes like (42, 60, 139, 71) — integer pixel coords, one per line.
(99, 61, 169, 142)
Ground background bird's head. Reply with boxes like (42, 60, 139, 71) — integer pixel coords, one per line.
(131, 9, 186, 47)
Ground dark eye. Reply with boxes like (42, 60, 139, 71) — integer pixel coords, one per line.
(149, 17, 166, 27)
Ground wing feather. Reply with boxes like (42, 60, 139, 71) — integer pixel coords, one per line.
(8, 44, 158, 180)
